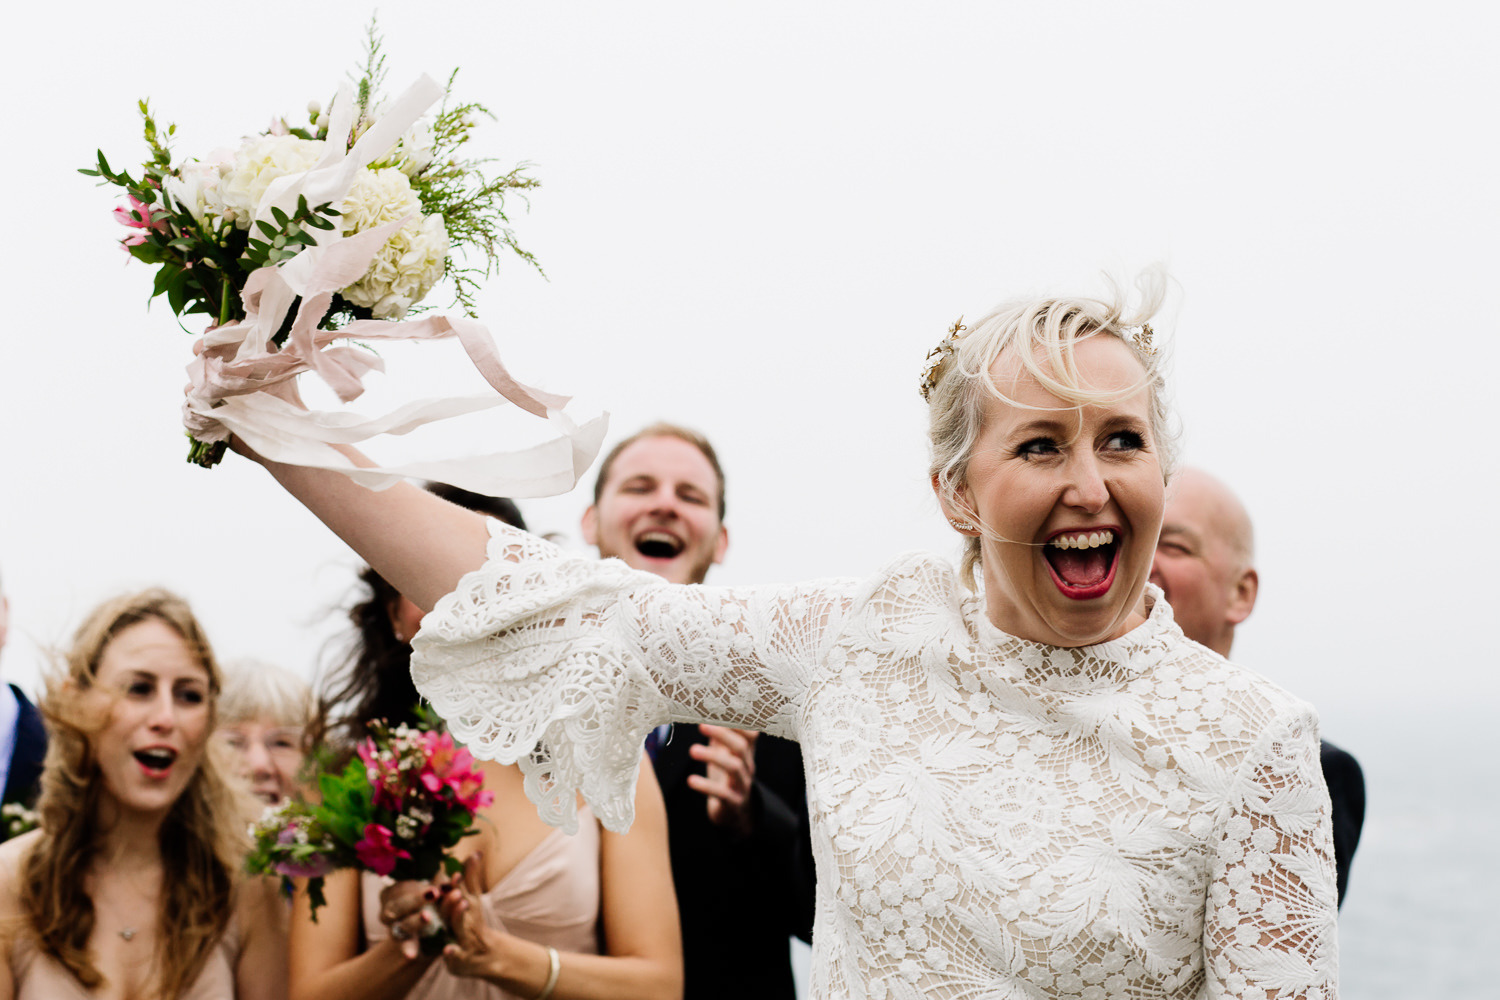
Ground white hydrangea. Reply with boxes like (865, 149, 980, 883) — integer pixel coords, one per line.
(340, 178, 449, 320)
(338, 167, 422, 234)
(218, 135, 325, 228)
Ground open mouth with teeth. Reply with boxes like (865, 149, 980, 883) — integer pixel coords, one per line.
(634, 530, 685, 561)
(133, 748, 178, 774)
(1042, 528, 1121, 601)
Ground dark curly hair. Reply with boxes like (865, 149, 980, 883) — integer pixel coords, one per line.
(307, 485, 526, 760)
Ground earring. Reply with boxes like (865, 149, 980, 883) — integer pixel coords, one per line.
(949, 518, 975, 532)
(393, 627, 406, 643)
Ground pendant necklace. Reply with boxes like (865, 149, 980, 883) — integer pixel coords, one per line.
(119, 928, 137, 942)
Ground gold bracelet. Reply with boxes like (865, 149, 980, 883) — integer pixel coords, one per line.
(534, 946, 561, 1000)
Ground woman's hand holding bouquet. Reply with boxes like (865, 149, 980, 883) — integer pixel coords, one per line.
(435, 854, 559, 994)
(247, 716, 492, 955)
(437, 854, 509, 977)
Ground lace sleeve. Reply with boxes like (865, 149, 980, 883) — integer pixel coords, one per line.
(1205, 706, 1340, 1000)
(410, 520, 855, 834)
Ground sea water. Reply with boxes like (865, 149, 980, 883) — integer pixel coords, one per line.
(1334, 706, 1498, 999)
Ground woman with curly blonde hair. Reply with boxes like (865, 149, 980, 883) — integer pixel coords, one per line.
(0, 588, 287, 999)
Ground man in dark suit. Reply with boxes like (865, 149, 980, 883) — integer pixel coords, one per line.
(1150, 468, 1365, 905)
(582, 424, 813, 1000)
(0, 567, 47, 815)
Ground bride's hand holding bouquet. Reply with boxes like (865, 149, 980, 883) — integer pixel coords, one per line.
(92, 20, 605, 499)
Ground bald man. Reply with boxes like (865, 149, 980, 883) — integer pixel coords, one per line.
(1151, 469, 1365, 905)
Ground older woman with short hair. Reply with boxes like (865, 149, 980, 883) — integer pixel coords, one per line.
(218, 270, 1338, 1000)
(218, 659, 313, 808)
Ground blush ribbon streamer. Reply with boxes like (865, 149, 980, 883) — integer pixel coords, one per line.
(183, 75, 605, 497)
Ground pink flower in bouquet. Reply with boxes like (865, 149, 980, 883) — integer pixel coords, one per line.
(354, 822, 411, 877)
(358, 736, 404, 811)
(271, 825, 334, 878)
(418, 731, 493, 811)
(417, 729, 459, 793)
(449, 765, 493, 812)
(113, 194, 167, 246)
(273, 854, 334, 878)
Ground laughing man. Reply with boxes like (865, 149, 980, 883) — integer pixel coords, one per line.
(582, 423, 814, 1000)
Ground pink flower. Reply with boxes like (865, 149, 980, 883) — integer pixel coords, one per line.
(270, 822, 333, 878)
(415, 731, 492, 812)
(113, 195, 166, 247)
(357, 737, 379, 778)
(273, 854, 333, 879)
(452, 772, 494, 813)
(417, 730, 459, 792)
(354, 823, 410, 877)
(358, 737, 403, 810)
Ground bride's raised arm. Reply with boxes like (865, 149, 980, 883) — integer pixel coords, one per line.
(245, 442, 493, 613)
(241, 438, 858, 835)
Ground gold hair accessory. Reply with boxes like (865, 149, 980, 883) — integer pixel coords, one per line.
(1129, 323, 1156, 357)
(919, 318, 967, 402)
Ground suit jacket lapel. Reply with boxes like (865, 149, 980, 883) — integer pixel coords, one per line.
(3, 686, 46, 807)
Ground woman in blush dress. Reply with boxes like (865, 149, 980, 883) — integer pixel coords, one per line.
(287, 486, 682, 1000)
(218, 270, 1339, 1000)
(0, 589, 287, 1000)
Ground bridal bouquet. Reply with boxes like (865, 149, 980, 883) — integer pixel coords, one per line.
(81, 23, 604, 495)
(247, 717, 491, 946)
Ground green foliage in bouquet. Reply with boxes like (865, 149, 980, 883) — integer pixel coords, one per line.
(80, 105, 329, 330)
(341, 19, 543, 316)
(83, 17, 543, 464)
(246, 713, 491, 951)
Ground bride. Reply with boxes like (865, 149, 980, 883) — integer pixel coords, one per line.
(217, 270, 1338, 999)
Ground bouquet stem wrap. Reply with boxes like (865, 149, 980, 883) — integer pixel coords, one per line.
(182, 75, 605, 496)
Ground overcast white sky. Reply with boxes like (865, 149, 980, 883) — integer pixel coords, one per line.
(1, 1, 1495, 749)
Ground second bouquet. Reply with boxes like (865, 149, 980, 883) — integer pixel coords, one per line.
(248, 717, 492, 952)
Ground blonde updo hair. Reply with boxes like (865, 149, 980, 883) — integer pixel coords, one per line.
(928, 268, 1178, 589)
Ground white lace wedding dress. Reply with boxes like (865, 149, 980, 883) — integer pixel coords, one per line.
(412, 522, 1338, 1000)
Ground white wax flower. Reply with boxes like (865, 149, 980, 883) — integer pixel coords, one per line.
(219, 135, 325, 229)
(394, 123, 436, 177)
(164, 159, 227, 225)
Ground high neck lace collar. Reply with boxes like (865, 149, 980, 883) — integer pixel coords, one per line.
(966, 583, 1181, 688)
